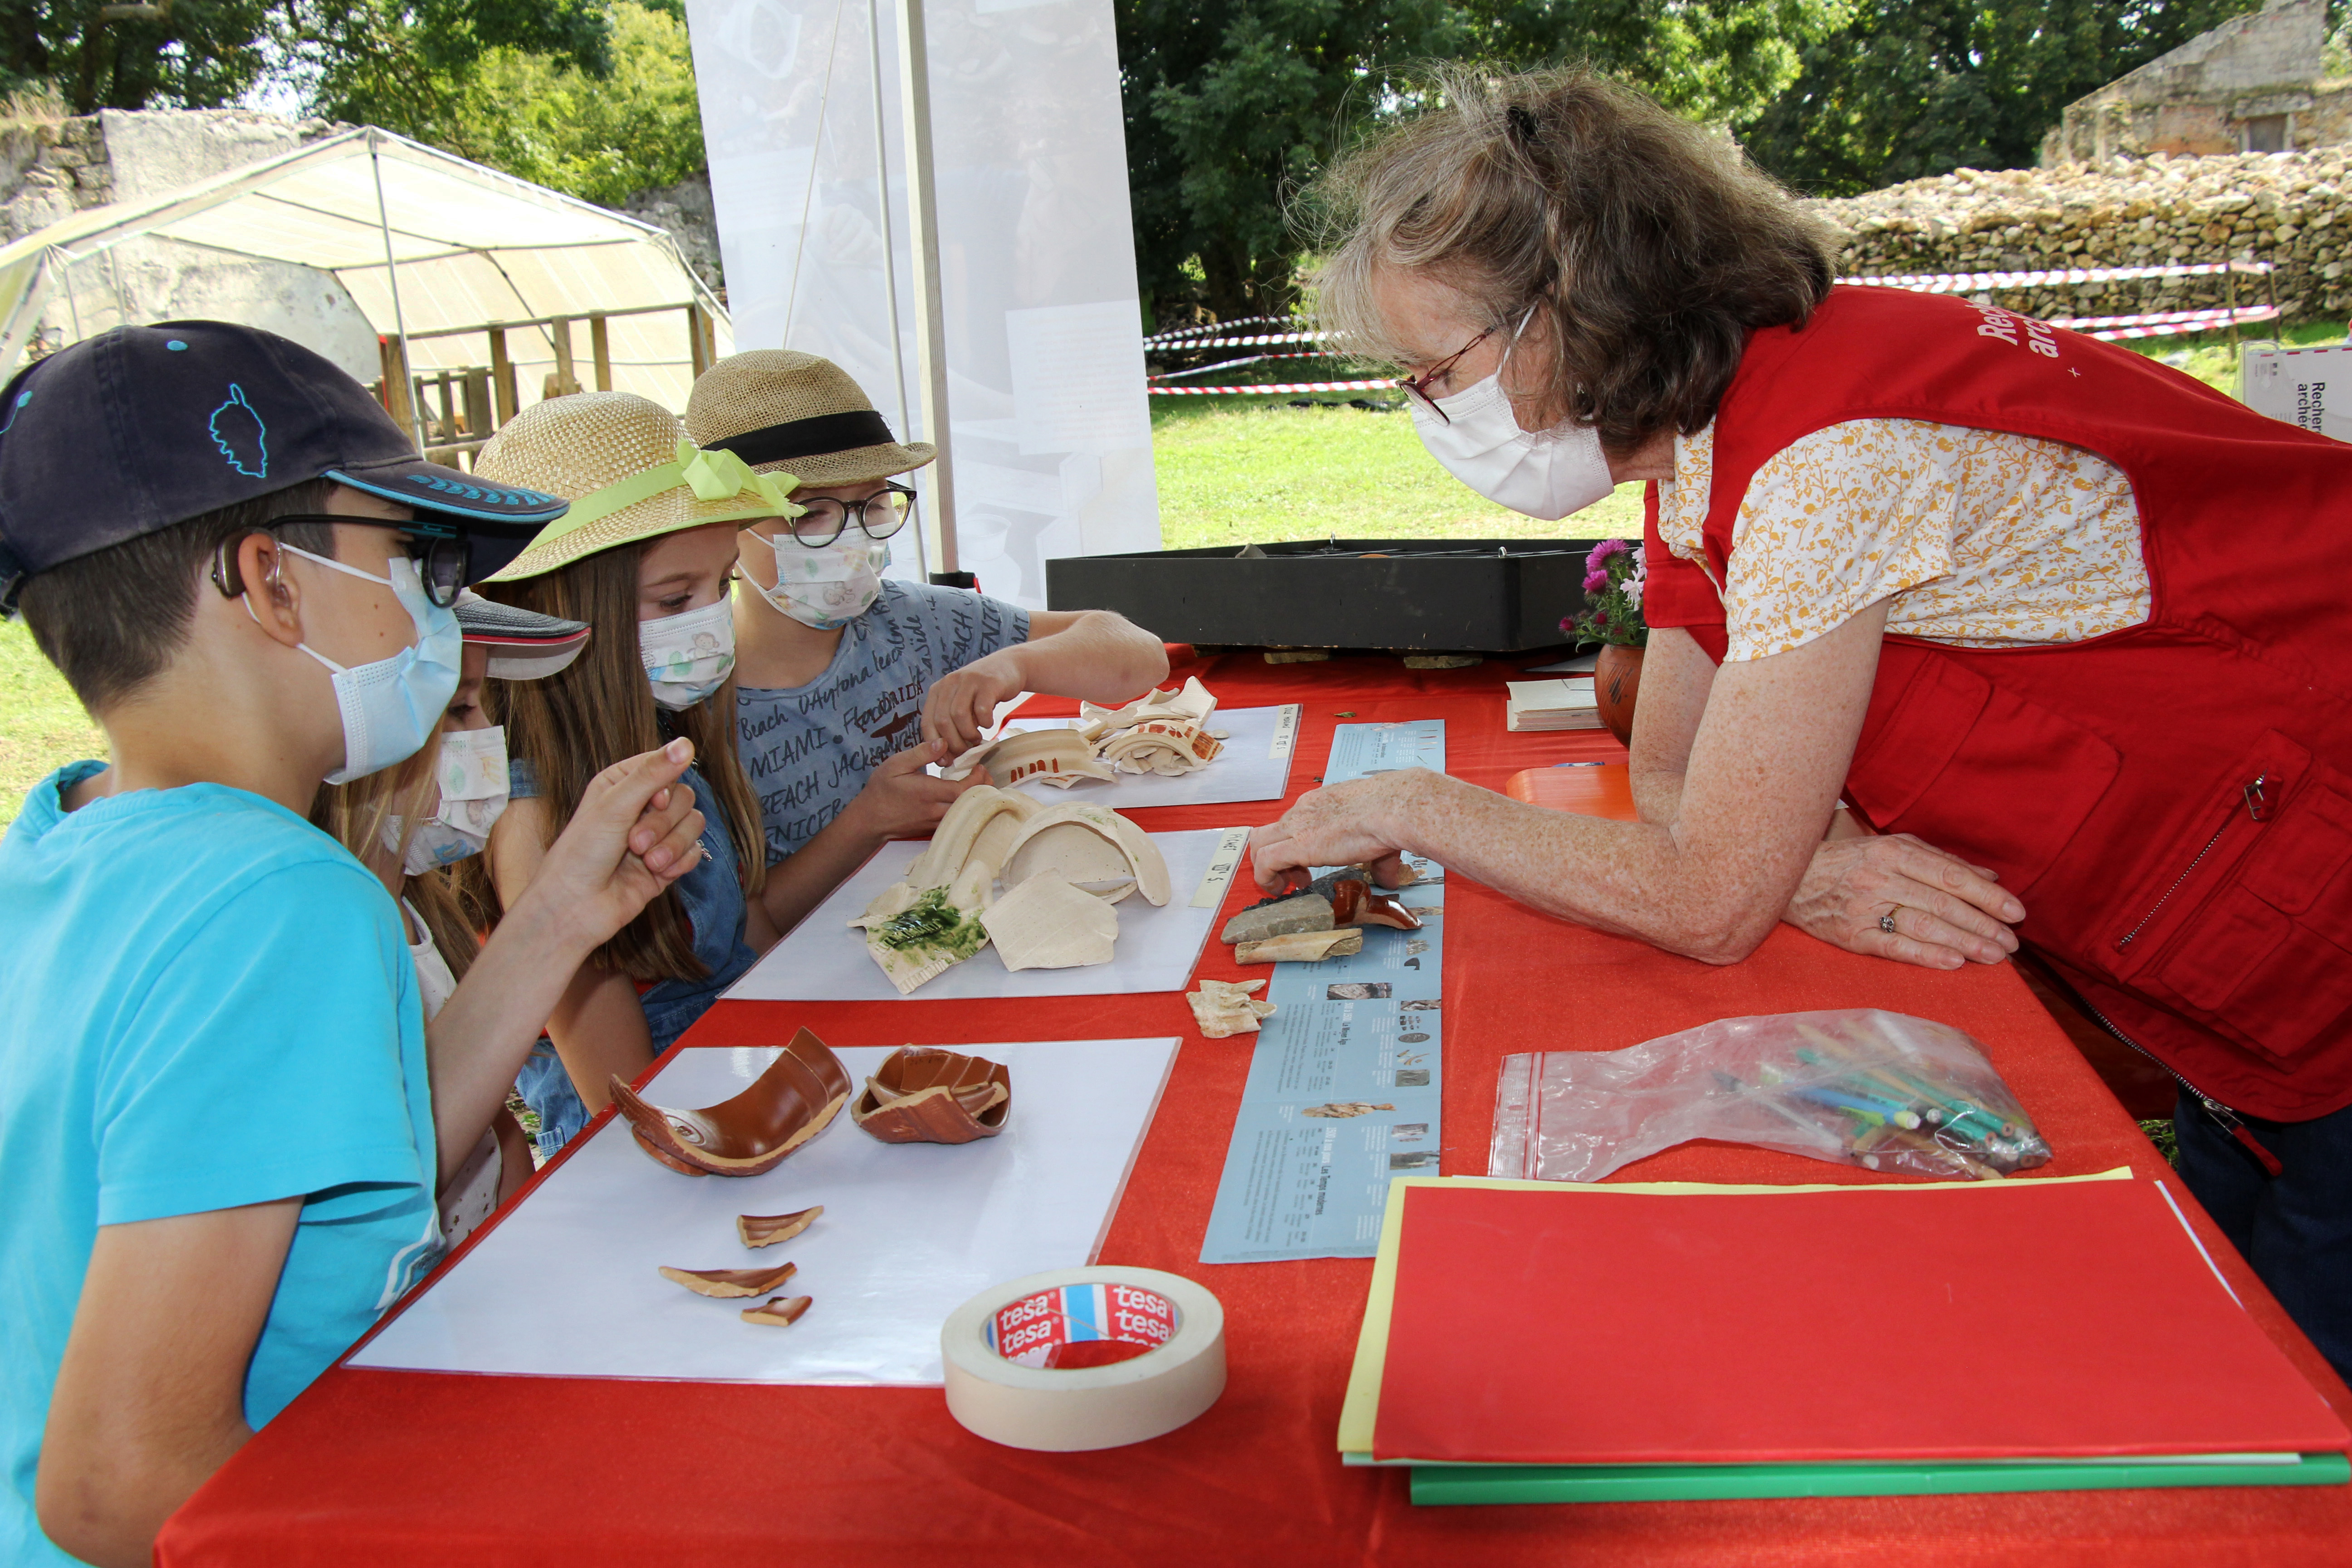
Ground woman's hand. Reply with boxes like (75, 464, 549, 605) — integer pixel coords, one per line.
(1785, 832, 2024, 970)
(530, 738, 708, 951)
(1246, 771, 1433, 892)
(921, 650, 1027, 754)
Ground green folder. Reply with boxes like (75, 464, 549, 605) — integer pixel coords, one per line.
(1409, 1452, 2352, 1506)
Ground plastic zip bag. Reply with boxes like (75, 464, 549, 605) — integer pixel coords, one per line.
(1490, 1009, 2052, 1183)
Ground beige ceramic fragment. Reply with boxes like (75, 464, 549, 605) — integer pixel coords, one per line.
(1000, 804, 1171, 906)
(1189, 977, 1278, 1038)
(858, 883, 992, 994)
(981, 872, 1121, 970)
(659, 1260, 799, 1298)
(1234, 929, 1365, 965)
(742, 1294, 813, 1327)
(738, 1206, 823, 1248)
(942, 727, 1115, 789)
(906, 786, 1026, 888)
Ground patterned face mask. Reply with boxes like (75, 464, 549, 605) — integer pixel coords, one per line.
(638, 598, 737, 709)
(740, 530, 890, 631)
(385, 725, 511, 874)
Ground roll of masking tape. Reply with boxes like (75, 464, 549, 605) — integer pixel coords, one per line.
(941, 1266, 1225, 1451)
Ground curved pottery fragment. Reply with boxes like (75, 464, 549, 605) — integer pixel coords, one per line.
(743, 1294, 813, 1327)
(943, 728, 1115, 789)
(738, 1205, 823, 1249)
(1001, 803, 1171, 906)
(1220, 863, 1421, 946)
(851, 1046, 1012, 1144)
(906, 785, 1036, 889)
(658, 1260, 799, 1298)
(609, 1027, 852, 1177)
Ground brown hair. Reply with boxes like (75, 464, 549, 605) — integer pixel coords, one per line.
(19, 480, 335, 715)
(311, 733, 482, 983)
(474, 544, 765, 983)
(1309, 65, 1833, 453)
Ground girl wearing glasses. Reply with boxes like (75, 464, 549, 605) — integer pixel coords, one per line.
(685, 351, 1169, 936)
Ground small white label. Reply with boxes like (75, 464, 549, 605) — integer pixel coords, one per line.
(1191, 826, 1250, 908)
(1268, 704, 1300, 760)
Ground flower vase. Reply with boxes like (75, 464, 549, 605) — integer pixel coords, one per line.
(1595, 643, 1644, 747)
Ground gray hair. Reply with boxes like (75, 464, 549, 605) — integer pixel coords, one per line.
(1307, 65, 1833, 453)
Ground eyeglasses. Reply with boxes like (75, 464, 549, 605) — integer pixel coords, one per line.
(220, 518, 471, 608)
(767, 483, 915, 549)
(1398, 325, 1497, 423)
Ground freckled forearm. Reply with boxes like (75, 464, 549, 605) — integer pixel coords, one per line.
(1015, 613, 1168, 703)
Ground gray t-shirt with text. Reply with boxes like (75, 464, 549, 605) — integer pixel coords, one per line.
(735, 579, 1029, 863)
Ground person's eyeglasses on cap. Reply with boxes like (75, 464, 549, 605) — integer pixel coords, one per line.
(766, 482, 916, 548)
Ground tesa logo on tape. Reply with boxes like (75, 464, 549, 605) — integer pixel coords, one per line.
(989, 1282, 1177, 1370)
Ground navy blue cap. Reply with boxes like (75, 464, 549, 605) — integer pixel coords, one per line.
(0, 320, 568, 608)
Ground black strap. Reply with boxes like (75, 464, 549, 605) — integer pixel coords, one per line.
(706, 410, 897, 467)
(0, 537, 31, 617)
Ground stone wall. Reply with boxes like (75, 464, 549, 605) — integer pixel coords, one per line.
(2045, 0, 2339, 162)
(1811, 149, 2347, 325)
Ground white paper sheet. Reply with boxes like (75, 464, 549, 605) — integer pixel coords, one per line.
(352, 1038, 1178, 1386)
(726, 828, 1233, 1001)
(997, 704, 1298, 809)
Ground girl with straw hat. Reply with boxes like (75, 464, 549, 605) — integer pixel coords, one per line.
(685, 350, 1170, 935)
(468, 392, 800, 1154)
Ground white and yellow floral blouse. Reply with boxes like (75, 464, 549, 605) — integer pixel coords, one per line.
(1654, 419, 2152, 662)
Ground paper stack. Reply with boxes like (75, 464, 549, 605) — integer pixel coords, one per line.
(1504, 678, 1602, 733)
(1339, 1172, 2352, 1504)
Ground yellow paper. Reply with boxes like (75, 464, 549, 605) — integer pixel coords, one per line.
(1336, 1167, 2138, 1458)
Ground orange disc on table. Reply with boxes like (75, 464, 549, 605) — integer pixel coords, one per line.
(1504, 763, 1637, 821)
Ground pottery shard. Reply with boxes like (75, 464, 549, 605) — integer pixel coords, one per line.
(851, 1047, 1012, 1143)
(982, 872, 1120, 970)
(1233, 928, 1365, 965)
(1000, 803, 1171, 906)
(659, 1260, 799, 1298)
(1189, 977, 1278, 1038)
(738, 1205, 823, 1249)
(943, 727, 1116, 789)
(742, 1295, 813, 1327)
(1220, 864, 1421, 946)
(609, 1027, 853, 1177)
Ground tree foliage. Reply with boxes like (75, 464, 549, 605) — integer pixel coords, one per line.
(1736, 0, 2265, 196)
(0, 0, 275, 113)
(284, 0, 616, 148)
(1119, 0, 1845, 323)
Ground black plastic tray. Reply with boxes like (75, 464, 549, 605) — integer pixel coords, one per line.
(1044, 539, 1594, 652)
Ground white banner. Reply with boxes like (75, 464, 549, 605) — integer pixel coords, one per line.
(684, 0, 1161, 607)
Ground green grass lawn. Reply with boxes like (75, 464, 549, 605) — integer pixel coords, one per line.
(0, 617, 106, 828)
(0, 323, 2333, 828)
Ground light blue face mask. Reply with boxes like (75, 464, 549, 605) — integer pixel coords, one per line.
(274, 544, 464, 784)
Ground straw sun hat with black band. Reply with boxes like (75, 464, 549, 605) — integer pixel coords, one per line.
(683, 350, 935, 489)
(479, 392, 803, 581)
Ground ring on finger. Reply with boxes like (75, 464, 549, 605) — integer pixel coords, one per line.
(1879, 909, 1900, 936)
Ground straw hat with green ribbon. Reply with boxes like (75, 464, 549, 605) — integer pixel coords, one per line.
(684, 350, 934, 488)
(479, 392, 805, 581)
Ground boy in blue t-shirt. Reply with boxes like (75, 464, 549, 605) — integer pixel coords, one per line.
(683, 350, 1172, 935)
(0, 323, 711, 1568)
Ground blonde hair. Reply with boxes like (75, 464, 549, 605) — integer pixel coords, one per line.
(1308, 65, 1833, 452)
(312, 734, 481, 982)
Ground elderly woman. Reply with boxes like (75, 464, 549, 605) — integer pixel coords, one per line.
(1249, 67, 2352, 1377)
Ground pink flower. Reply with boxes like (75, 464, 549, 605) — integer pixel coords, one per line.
(1589, 538, 1628, 563)
(1583, 567, 1609, 593)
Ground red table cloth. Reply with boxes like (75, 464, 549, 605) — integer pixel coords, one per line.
(160, 652, 2352, 1568)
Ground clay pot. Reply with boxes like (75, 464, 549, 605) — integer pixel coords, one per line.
(1595, 643, 1644, 747)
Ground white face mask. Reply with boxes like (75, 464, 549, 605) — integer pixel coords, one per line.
(260, 546, 463, 785)
(385, 725, 510, 874)
(1409, 315, 1615, 520)
(639, 598, 736, 710)
(740, 531, 890, 631)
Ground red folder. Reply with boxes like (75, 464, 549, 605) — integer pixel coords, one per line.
(1374, 1181, 2352, 1465)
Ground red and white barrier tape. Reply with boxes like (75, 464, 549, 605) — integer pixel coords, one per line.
(2080, 306, 2282, 341)
(1148, 330, 1328, 349)
(1846, 260, 2274, 292)
(1149, 351, 1346, 381)
(1143, 316, 1295, 346)
(1147, 378, 1399, 396)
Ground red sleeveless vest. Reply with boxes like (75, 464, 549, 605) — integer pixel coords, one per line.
(1642, 285, 2352, 1121)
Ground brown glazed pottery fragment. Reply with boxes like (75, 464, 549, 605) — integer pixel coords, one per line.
(609, 1027, 852, 1176)
(742, 1294, 813, 1327)
(657, 1261, 799, 1298)
(851, 1047, 1012, 1144)
(738, 1205, 823, 1249)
